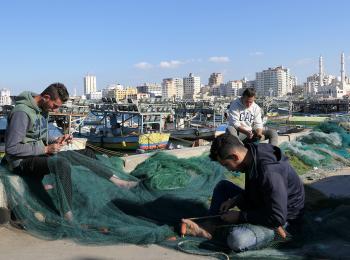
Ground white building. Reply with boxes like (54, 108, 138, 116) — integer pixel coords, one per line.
(0, 88, 11, 106)
(222, 80, 243, 97)
(289, 76, 297, 94)
(173, 78, 184, 99)
(84, 75, 97, 95)
(161, 78, 177, 99)
(256, 66, 291, 97)
(304, 53, 350, 98)
(136, 83, 162, 97)
(183, 73, 200, 100)
(87, 91, 102, 100)
(162, 78, 183, 99)
(208, 73, 223, 86)
(210, 85, 221, 96)
(242, 78, 256, 89)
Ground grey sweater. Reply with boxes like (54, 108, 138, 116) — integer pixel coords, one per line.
(5, 111, 47, 169)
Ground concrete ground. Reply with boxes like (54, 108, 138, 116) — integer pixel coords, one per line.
(0, 226, 216, 260)
(2, 169, 349, 260)
(306, 168, 350, 197)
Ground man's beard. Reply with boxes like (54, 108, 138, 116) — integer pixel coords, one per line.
(39, 100, 50, 113)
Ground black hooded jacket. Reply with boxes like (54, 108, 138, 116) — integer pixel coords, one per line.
(237, 143, 305, 228)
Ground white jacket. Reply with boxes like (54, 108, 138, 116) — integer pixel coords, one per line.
(227, 98, 263, 131)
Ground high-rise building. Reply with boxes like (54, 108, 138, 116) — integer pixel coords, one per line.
(208, 73, 223, 86)
(161, 78, 177, 99)
(136, 83, 162, 97)
(183, 73, 200, 100)
(173, 78, 184, 99)
(162, 78, 183, 99)
(84, 75, 97, 95)
(103, 84, 137, 101)
(221, 80, 243, 97)
(256, 66, 291, 97)
(87, 91, 102, 100)
(162, 78, 176, 98)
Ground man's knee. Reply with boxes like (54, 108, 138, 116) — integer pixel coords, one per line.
(227, 226, 257, 252)
(214, 180, 233, 193)
(226, 126, 238, 137)
(227, 225, 275, 252)
(264, 129, 278, 146)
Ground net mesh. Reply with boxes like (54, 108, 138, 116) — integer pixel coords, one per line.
(0, 122, 349, 258)
(0, 151, 224, 245)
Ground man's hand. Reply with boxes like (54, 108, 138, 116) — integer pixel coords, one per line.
(56, 134, 73, 145)
(45, 143, 63, 154)
(219, 197, 236, 213)
(254, 128, 264, 140)
(221, 210, 240, 224)
(255, 133, 265, 140)
(238, 126, 254, 139)
(247, 131, 254, 139)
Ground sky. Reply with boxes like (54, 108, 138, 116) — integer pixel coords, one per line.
(0, 0, 350, 95)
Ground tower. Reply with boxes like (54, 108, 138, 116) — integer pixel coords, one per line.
(341, 52, 345, 84)
(319, 55, 324, 86)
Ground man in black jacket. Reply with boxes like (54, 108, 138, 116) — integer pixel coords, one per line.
(182, 133, 304, 251)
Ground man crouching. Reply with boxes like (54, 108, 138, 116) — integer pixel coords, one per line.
(182, 133, 304, 252)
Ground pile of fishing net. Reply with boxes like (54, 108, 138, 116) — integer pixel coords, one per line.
(280, 122, 350, 168)
(0, 122, 349, 259)
(0, 151, 225, 244)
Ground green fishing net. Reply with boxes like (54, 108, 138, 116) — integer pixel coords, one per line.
(0, 151, 224, 245)
(280, 122, 350, 168)
(0, 122, 349, 259)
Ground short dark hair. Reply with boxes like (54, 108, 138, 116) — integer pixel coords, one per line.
(209, 133, 244, 161)
(41, 83, 69, 103)
(242, 88, 256, 98)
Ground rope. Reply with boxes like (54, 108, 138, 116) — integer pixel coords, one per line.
(85, 143, 126, 157)
(177, 240, 230, 260)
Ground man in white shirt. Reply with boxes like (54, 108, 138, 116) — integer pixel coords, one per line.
(227, 88, 278, 146)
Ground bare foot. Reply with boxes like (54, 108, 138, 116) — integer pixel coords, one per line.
(115, 180, 139, 189)
(110, 176, 139, 189)
(181, 218, 212, 239)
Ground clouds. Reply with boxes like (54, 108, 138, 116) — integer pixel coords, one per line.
(208, 56, 230, 63)
(249, 51, 264, 56)
(159, 60, 183, 68)
(134, 56, 231, 70)
(134, 62, 153, 69)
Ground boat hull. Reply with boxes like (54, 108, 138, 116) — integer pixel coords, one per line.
(84, 132, 170, 151)
(168, 128, 215, 141)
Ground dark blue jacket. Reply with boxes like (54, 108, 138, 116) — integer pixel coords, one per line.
(238, 143, 305, 228)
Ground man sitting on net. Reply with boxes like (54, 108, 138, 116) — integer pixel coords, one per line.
(226, 88, 278, 146)
(4, 83, 137, 222)
(181, 133, 304, 252)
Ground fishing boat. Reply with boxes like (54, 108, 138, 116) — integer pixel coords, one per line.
(84, 131, 169, 151)
(168, 127, 215, 141)
(77, 101, 171, 151)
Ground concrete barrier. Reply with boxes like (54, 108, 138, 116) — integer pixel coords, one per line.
(122, 129, 311, 173)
